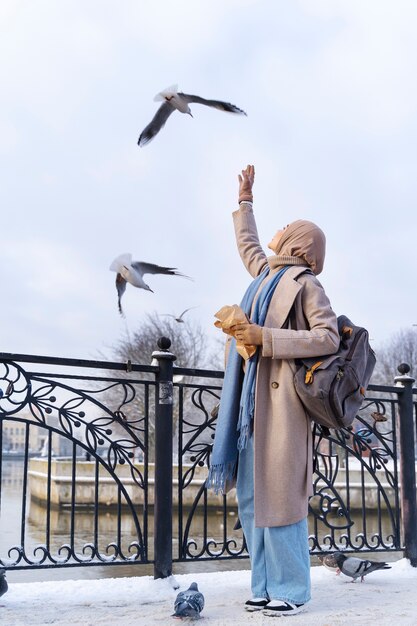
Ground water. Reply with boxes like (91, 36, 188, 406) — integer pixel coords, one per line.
(0, 459, 402, 584)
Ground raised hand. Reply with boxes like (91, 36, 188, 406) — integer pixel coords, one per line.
(238, 164, 255, 203)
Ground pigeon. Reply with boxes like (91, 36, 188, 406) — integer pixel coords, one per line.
(138, 84, 246, 146)
(0, 568, 8, 598)
(333, 551, 391, 582)
(109, 253, 192, 316)
(172, 581, 204, 619)
(162, 307, 197, 323)
(318, 553, 340, 573)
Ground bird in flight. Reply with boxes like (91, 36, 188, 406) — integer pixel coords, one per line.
(138, 84, 247, 146)
(109, 253, 192, 316)
(162, 307, 197, 323)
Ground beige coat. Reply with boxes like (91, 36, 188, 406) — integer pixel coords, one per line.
(232, 205, 339, 527)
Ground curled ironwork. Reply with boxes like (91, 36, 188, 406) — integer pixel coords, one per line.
(176, 382, 402, 560)
(0, 358, 151, 569)
(0, 353, 410, 573)
(176, 384, 247, 561)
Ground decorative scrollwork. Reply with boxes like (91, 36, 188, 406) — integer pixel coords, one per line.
(176, 382, 402, 560)
(1, 357, 407, 572)
(0, 359, 150, 569)
(309, 398, 400, 553)
(0, 362, 32, 415)
(1, 366, 150, 488)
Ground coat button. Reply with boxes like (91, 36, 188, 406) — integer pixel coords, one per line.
(271, 381, 279, 389)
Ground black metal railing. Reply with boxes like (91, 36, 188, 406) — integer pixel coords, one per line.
(0, 352, 155, 570)
(0, 342, 416, 580)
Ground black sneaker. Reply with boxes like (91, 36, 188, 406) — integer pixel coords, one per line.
(263, 600, 307, 616)
(244, 598, 269, 612)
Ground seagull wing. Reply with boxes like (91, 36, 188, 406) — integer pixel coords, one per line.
(131, 262, 192, 280)
(109, 252, 132, 272)
(179, 93, 247, 115)
(178, 306, 197, 320)
(138, 102, 176, 146)
(115, 274, 127, 316)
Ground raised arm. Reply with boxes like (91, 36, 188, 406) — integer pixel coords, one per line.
(232, 164, 268, 278)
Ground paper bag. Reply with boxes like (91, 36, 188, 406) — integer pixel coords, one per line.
(214, 304, 257, 360)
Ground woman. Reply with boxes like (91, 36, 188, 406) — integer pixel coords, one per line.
(207, 164, 339, 617)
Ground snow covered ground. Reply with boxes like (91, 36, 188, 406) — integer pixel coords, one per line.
(2, 559, 417, 625)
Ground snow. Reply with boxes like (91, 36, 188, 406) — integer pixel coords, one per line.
(2, 559, 417, 625)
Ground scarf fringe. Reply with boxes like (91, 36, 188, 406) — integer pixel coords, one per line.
(237, 422, 251, 451)
(206, 460, 237, 495)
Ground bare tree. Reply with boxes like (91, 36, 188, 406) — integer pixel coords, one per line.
(104, 313, 221, 460)
(372, 327, 417, 385)
(114, 313, 212, 368)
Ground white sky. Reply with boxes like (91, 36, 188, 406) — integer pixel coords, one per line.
(1, 0, 416, 363)
(3, 559, 417, 624)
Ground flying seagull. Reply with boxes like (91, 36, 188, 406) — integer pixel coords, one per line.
(333, 551, 391, 582)
(172, 581, 205, 619)
(161, 307, 197, 323)
(138, 84, 247, 146)
(109, 253, 192, 316)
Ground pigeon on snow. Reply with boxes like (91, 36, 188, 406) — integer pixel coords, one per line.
(109, 253, 191, 316)
(138, 84, 247, 146)
(333, 551, 391, 582)
(318, 553, 340, 573)
(162, 307, 197, 323)
(0, 568, 8, 598)
(172, 581, 204, 619)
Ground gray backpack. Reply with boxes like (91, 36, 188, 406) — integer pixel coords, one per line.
(294, 314, 376, 432)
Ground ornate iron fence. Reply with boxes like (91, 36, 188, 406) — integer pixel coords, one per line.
(0, 344, 416, 579)
(0, 353, 154, 571)
(174, 362, 417, 568)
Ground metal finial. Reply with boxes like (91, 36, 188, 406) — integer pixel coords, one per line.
(158, 337, 172, 351)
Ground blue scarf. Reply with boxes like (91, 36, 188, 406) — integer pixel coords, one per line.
(206, 265, 289, 494)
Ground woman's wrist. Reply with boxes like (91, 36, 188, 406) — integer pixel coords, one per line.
(239, 195, 253, 204)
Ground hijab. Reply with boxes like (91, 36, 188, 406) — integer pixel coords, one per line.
(268, 219, 326, 276)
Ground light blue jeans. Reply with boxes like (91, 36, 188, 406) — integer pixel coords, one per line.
(236, 435, 311, 604)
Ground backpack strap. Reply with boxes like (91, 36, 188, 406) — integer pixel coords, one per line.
(283, 267, 331, 471)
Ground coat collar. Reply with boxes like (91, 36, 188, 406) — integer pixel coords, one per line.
(265, 265, 309, 329)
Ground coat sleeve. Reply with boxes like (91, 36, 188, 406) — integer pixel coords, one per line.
(232, 204, 268, 278)
(262, 274, 339, 359)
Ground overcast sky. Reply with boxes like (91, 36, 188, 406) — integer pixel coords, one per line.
(1, 0, 416, 366)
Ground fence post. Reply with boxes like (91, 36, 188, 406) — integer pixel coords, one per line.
(394, 362, 417, 566)
(152, 337, 176, 579)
